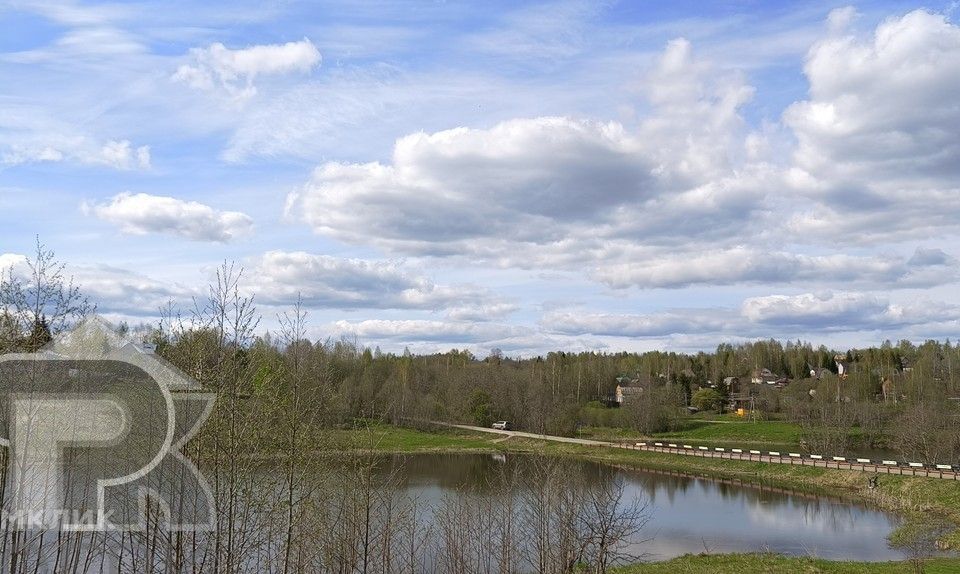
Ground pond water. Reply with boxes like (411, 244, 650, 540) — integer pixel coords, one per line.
(382, 453, 905, 562)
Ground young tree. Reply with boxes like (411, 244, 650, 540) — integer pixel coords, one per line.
(0, 238, 92, 352)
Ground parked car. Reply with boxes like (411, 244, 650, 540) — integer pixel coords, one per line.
(491, 421, 510, 430)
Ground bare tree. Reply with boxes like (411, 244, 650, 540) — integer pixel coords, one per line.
(0, 237, 92, 352)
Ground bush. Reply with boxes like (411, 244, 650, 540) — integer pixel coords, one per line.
(691, 388, 723, 412)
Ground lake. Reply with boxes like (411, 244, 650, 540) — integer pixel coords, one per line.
(377, 452, 904, 563)
(4, 451, 909, 573)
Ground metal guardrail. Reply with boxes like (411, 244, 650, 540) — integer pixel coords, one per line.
(621, 442, 960, 480)
(422, 420, 960, 481)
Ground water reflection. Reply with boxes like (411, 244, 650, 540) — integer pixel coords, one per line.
(371, 453, 904, 562)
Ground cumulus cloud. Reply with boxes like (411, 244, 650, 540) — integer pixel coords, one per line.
(283, 38, 766, 268)
(280, 19, 960, 297)
(741, 291, 960, 331)
(638, 37, 756, 187)
(784, 9, 960, 242)
(0, 256, 194, 318)
(327, 318, 603, 356)
(245, 250, 504, 311)
(288, 117, 653, 256)
(173, 39, 321, 100)
(287, 108, 766, 269)
(71, 265, 197, 316)
(87, 192, 253, 242)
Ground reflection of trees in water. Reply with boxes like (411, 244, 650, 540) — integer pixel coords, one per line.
(433, 455, 651, 574)
(1, 454, 649, 573)
(0, 452, 904, 572)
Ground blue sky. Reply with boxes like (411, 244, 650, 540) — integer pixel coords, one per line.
(2, 0, 960, 356)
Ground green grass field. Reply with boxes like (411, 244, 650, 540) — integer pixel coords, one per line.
(327, 421, 501, 452)
(579, 414, 805, 450)
(655, 416, 803, 446)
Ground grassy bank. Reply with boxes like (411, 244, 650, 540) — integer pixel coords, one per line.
(613, 553, 960, 573)
(581, 414, 802, 451)
(579, 414, 885, 455)
(654, 415, 802, 445)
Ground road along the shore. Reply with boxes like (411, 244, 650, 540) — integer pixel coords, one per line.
(436, 422, 960, 481)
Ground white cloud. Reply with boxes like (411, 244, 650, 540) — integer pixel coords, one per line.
(638, 37, 756, 187)
(594, 247, 959, 289)
(543, 290, 960, 340)
(88, 192, 253, 242)
(741, 291, 960, 331)
(1, 136, 150, 170)
(783, 9, 960, 242)
(445, 303, 519, 322)
(0, 253, 28, 274)
(543, 309, 732, 338)
(287, 116, 654, 256)
(285, 28, 960, 294)
(330, 319, 532, 344)
(71, 265, 197, 317)
(173, 39, 321, 101)
(741, 291, 888, 326)
(1, 256, 194, 318)
(287, 111, 764, 269)
(245, 250, 502, 311)
(463, 1, 602, 61)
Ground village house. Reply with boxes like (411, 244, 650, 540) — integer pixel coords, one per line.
(809, 366, 832, 380)
(615, 384, 644, 405)
(611, 372, 667, 405)
(721, 376, 740, 393)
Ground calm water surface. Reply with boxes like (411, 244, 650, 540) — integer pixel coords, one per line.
(381, 453, 904, 562)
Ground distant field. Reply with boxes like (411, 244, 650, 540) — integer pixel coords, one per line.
(614, 553, 960, 573)
(579, 413, 805, 450)
(655, 416, 803, 445)
(327, 422, 500, 452)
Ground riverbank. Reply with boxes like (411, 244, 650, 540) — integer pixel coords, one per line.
(332, 423, 960, 552)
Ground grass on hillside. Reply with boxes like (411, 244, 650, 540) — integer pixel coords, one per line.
(326, 422, 502, 453)
(655, 417, 803, 445)
(613, 553, 960, 574)
(583, 413, 879, 454)
(579, 413, 805, 449)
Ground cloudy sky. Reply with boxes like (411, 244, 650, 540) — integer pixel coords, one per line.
(2, 0, 960, 356)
